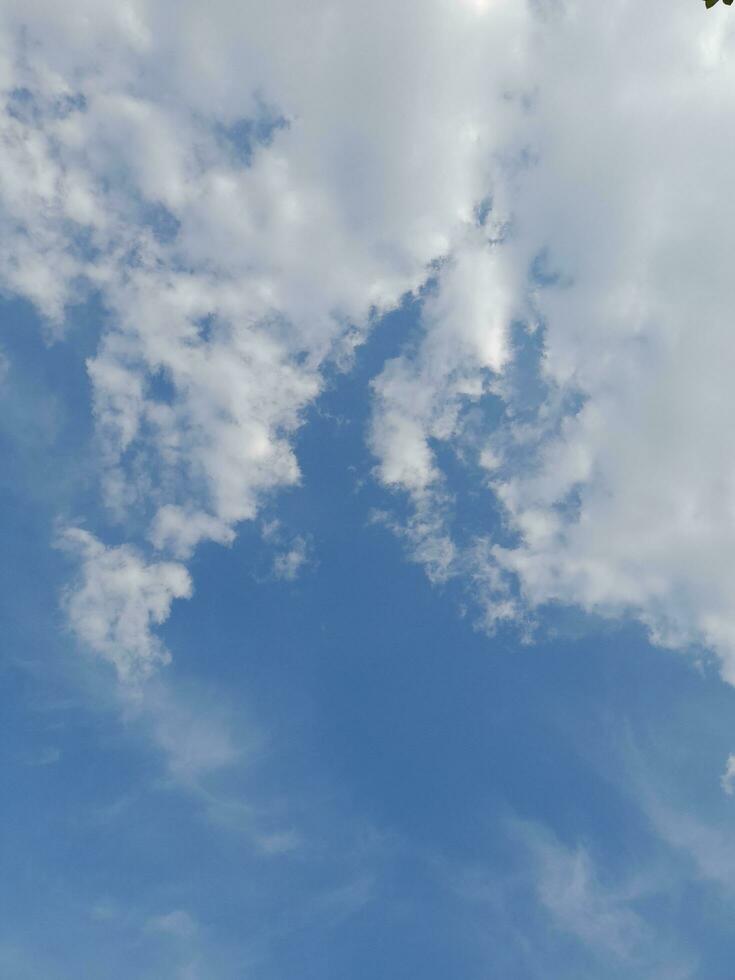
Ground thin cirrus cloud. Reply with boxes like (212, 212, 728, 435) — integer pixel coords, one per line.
(2, 0, 735, 697)
(454, 820, 696, 980)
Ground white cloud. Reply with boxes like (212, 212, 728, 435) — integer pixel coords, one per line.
(262, 521, 312, 581)
(59, 527, 191, 682)
(148, 506, 235, 561)
(486, 3, 735, 679)
(272, 537, 310, 582)
(365, 2, 735, 681)
(722, 755, 735, 796)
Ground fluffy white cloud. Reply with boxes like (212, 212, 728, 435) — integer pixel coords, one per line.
(477, 5, 735, 680)
(0, 0, 530, 670)
(368, 2, 735, 681)
(59, 527, 191, 681)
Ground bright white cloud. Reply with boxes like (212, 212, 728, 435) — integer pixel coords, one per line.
(59, 527, 191, 681)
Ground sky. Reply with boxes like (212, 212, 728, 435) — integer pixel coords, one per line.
(2, 1, 735, 977)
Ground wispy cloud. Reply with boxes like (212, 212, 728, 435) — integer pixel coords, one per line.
(451, 818, 696, 980)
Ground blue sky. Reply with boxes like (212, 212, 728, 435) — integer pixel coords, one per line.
(5, 292, 735, 979)
(3, 2, 735, 978)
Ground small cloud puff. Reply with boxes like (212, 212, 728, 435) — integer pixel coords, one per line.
(58, 527, 192, 683)
(262, 520, 313, 581)
(273, 536, 311, 581)
(146, 909, 199, 940)
(721, 754, 735, 796)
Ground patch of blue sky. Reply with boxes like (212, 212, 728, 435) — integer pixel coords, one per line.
(162, 303, 735, 972)
(473, 194, 493, 228)
(0, 297, 100, 510)
(145, 363, 178, 407)
(216, 100, 289, 168)
(4, 296, 735, 978)
(6, 86, 86, 122)
(140, 201, 181, 246)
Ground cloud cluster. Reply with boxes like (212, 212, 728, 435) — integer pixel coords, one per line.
(5, 0, 735, 688)
(368, 2, 735, 679)
(486, 5, 735, 680)
(0, 0, 529, 675)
